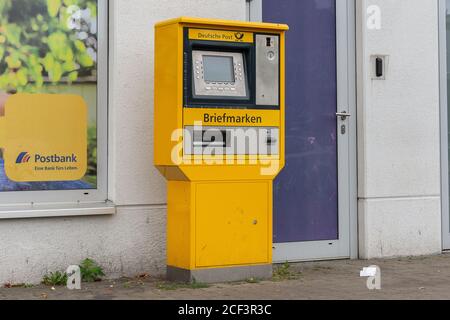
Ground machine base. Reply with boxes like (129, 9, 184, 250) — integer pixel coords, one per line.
(167, 265, 273, 284)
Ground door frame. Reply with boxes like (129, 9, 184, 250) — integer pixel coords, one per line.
(248, 0, 358, 261)
(439, 0, 450, 250)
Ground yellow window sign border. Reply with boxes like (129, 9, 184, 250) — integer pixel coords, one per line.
(1, 94, 88, 183)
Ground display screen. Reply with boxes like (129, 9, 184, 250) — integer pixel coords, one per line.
(203, 56, 235, 83)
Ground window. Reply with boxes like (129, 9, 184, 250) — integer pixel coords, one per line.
(0, 0, 107, 204)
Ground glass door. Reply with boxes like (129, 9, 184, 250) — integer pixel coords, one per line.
(261, 0, 355, 261)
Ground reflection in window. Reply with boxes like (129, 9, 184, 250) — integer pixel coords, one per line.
(0, 0, 98, 191)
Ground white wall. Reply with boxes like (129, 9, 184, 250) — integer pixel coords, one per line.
(0, 0, 247, 285)
(0, 207, 166, 284)
(357, 0, 442, 258)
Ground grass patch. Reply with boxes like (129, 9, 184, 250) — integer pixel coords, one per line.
(80, 258, 105, 283)
(272, 262, 300, 282)
(41, 258, 105, 287)
(156, 281, 210, 291)
(42, 271, 68, 286)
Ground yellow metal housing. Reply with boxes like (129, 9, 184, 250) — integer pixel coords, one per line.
(154, 17, 288, 282)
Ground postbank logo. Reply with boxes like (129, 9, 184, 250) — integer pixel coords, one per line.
(8, 150, 85, 182)
(16, 152, 78, 165)
(189, 28, 253, 43)
(16, 152, 31, 164)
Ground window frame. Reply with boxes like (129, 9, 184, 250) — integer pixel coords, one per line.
(439, 0, 450, 250)
(0, 0, 108, 205)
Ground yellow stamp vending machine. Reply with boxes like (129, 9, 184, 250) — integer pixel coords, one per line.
(154, 17, 288, 283)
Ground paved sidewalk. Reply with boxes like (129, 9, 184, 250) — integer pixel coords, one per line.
(2, 254, 450, 300)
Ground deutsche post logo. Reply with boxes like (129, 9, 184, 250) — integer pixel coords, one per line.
(234, 32, 245, 41)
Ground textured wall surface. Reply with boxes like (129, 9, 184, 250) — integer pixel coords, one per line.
(0, 0, 247, 285)
(357, 0, 442, 258)
(0, 207, 166, 284)
(358, 197, 441, 257)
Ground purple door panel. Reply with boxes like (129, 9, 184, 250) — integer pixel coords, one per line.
(263, 0, 339, 243)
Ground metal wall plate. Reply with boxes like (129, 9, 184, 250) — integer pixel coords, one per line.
(256, 34, 280, 106)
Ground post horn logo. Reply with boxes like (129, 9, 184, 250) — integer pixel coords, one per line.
(235, 32, 245, 41)
(16, 152, 31, 164)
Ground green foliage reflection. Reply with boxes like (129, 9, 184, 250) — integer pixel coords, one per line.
(0, 0, 97, 93)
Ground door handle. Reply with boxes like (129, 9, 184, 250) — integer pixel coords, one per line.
(336, 111, 352, 120)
